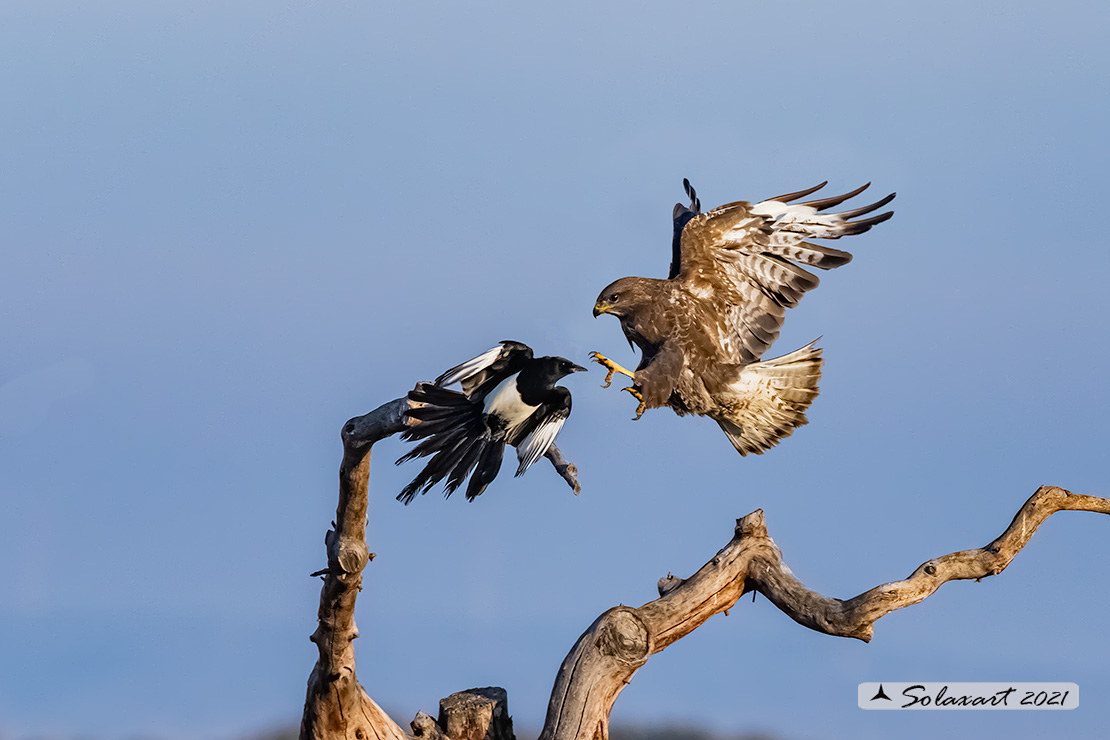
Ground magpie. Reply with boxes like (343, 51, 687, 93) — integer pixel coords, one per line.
(396, 341, 586, 503)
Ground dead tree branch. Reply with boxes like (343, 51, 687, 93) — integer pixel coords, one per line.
(299, 390, 1105, 740)
(539, 485, 1110, 740)
(300, 395, 578, 740)
(299, 398, 409, 740)
(751, 485, 1109, 641)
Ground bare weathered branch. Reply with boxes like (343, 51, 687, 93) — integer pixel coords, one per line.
(300, 398, 409, 740)
(304, 388, 1103, 740)
(755, 485, 1110, 641)
(544, 444, 581, 494)
(539, 485, 1109, 740)
(301, 394, 581, 740)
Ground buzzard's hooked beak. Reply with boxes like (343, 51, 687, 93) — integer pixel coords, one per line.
(592, 303, 607, 318)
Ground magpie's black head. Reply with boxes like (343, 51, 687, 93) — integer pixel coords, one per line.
(593, 276, 655, 320)
(532, 356, 587, 383)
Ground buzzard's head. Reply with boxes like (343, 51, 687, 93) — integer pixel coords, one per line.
(592, 277, 654, 320)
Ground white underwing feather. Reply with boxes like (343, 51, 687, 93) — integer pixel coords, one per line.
(515, 411, 568, 476)
(435, 345, 506, 387)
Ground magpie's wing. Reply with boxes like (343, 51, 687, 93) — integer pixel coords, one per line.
(434, 340, 534, 397)
(668, 178, 701, 279)
(675, 180, 894, 364)
(513, 388, 571, 476)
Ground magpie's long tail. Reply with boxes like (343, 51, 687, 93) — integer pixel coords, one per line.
(395, 383, 504, 503)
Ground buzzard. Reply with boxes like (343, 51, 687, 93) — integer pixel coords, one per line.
(396, 341, 585, 502)
(591, 179, 894, 455)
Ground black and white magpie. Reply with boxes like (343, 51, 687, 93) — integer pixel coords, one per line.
(396, 341, 586, 503)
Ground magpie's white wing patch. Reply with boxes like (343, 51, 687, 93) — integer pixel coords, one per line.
(514, 409, 569, 476)
(435, 344, 507, 387)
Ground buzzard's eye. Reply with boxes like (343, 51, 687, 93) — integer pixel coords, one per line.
(608, 293, 619, 302)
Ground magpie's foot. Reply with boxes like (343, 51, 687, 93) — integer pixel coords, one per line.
(622, 386, 647, 421)
(589, 351, 635, 388)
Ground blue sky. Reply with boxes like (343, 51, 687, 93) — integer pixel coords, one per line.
(2, 2, 1108, 739)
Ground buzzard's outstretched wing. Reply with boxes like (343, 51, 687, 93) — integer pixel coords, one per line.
(676, 181, 894, 364)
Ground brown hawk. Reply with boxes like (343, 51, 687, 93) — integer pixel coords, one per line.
(591, 179, 894, 455)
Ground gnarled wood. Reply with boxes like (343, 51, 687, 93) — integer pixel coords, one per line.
(301, 391, 1104, 740)
(539, 485, 1109, 740)
(754, 485, 1110, 641)
(411, 711, 450, 740)
(300, 395, 579, 740)
(300, 398, 409, 740)
(437, 687, 516, 740)
(543, 444, 581, 495)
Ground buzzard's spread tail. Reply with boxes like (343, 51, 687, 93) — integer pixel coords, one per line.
(396, 383, 505, 503)
(711, 341, 823, 456)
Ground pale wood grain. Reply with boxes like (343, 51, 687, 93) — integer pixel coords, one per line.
(300, 395, 577, 740)
(298, 394, 1105, 740)
(538, 486, 1109, 740)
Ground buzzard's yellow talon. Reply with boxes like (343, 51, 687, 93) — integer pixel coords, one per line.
(589, 351, 646, 418)
(622, 386, 647, 420)
(589, 351, 635, 389)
